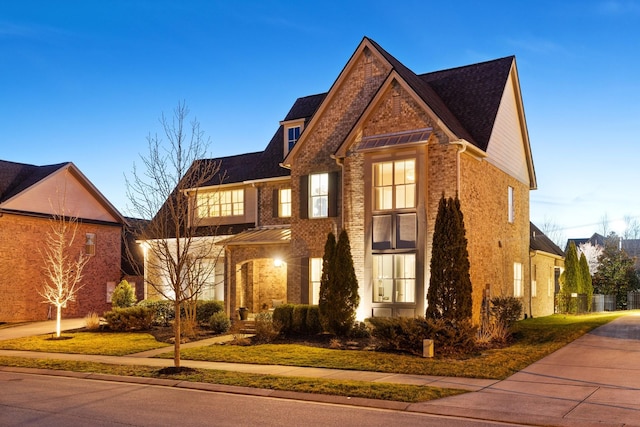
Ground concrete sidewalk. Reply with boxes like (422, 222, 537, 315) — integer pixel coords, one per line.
(2, 315, 640, 426)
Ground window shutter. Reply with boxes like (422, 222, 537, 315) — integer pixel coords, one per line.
(300, 175, 308, 219)
(328, 171, 339, 217)
(300, 257, 310, 303)
(272, 189, 279, 218)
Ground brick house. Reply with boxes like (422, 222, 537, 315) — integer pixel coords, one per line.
(146, 37, 541, 323)
(529, 223, 565, 317)
(0, 160, 125, 321)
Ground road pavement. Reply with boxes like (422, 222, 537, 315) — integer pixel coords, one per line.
(1, 314, 640, 426)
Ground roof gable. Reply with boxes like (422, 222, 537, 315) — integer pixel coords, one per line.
(0, 160, 124, 223)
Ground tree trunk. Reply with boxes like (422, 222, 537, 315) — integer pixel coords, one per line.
(55, 305, 62, 338)
(173, 300, 181, 368)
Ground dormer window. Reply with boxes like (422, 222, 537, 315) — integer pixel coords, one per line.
(287, 126, 300, 151)
(281, 119, 305, 157)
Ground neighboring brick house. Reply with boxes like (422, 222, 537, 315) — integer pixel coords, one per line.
(529, 223, 565, 317)
(0, 160, 125, 321)
(147, 37, 540, 323)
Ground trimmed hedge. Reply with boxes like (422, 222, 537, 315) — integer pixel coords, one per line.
(104, 306, 154, 331)
(136, 299, 225, 327)
(273, 304, 322, 336)
(368, 316, 477, 356)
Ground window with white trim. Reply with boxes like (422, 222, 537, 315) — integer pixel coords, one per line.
(310, 257, 322, 305)
(374, 159, 415, 211)
(287, 126, 301, 151)
(373, 253, 415, 303)
(279, 188, 291, 218)
(309, 173, 329, 218)
(85, 233, 96, 256)
(197, 189, 244, 218)
(514, 262, 523, 297)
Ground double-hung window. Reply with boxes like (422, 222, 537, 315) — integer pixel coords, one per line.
(309, 258, 322, 305)
(514, 262, 523, 297)
(85, 233, 96, 256)
(287, 126, 301, 151)
(279, 188, 291, 218)
(374, 159, 415, 211)
(373, 253, 415, 303)
(309, 173, 329, 218)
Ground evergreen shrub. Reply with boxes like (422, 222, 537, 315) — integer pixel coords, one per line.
(104, 306, 154, 331)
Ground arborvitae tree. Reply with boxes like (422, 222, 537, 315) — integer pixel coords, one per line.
(318, 232, 336, 329)
(562, 242, 580, 296)
(579, 253, 593, 311)
(426, 194, 472, 322)
(318, 230, 359, 336)
(559, 242, 581, 313)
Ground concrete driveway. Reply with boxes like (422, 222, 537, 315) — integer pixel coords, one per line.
(0, 318, 86, 340)
(412, 313, 640, 426)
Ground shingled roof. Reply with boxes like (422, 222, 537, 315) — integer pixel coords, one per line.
(196, 37, 517, 186)
(531, 222, 565, 257)
(198, 93, 326, 187)
(0, 160, 68, 203)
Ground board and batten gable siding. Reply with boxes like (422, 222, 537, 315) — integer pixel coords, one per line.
(485, 72, 531, 187)
(2, 169, 119, 223)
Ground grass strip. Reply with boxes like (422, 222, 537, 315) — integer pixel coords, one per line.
(0, 356, 465, 403)
(0, 332, 170, 356)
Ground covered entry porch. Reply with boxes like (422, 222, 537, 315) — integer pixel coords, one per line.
(222, 227, 290, 318)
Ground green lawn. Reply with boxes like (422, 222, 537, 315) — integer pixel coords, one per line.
(0, 312, 626, 380)
(0, 331, 170, 356)
(165, 312, 625, 379)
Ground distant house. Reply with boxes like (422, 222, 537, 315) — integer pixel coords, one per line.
(567, 233, 640, 270)
(530, 223, 565, 317)
(0, 160, 125, 321)
(143, 37, 540, 323)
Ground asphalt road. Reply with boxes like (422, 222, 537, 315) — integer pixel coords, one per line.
(0, 371, 529, 427)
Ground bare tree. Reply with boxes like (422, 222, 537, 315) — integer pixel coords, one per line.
(623, 215, 640, 240)
(539, 216, 566, 248)
(39, 208, 90, 338)
(126, 102, 222, 369)
(600, 213, 610, 238)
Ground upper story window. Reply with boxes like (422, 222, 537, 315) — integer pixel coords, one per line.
(85, 233, 96, 256)
(197, 189, 244, 218)
(287, 126, 301, 151)
(508, 186, 514, 223)
(310, 173, 329, 218)
(373, 159, 415, 210)
(279, 188, 291, 218)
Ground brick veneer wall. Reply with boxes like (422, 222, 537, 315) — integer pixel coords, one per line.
(460, 153, 531, 321)
(530, 253, 562, 317)
(0, 213, 121, 321)
(288, 47, 391, 303)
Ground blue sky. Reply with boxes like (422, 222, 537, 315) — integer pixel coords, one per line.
(2, 1, 639, 242)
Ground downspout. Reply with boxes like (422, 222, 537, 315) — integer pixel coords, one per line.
(331, 155, 345, 232)
(451, 140, 468, 195)
(250, 182, 258, 227)
(529, 250, 536, 318)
